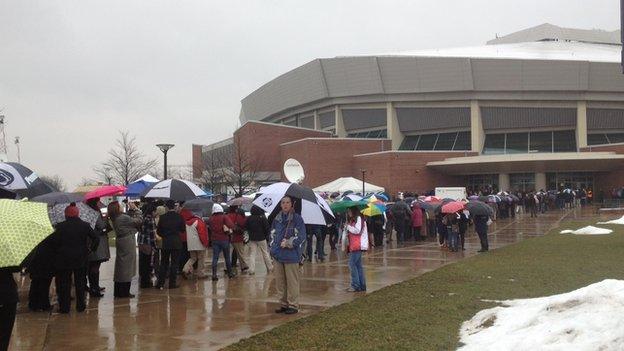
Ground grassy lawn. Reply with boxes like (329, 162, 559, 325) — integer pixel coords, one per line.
(226, 220, 624, 351)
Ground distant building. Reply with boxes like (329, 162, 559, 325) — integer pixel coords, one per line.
(194, 24, 624, 196)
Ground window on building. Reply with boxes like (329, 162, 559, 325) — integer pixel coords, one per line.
(510, 173, 535, 192)
(399, 131, 470, 151)
(346, 129, 388, 139)
(483, 130, 576, 154)
(588, 132, 624, 145)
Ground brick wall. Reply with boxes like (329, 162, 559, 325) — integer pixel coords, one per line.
(580, 145, 624, 193)
(235, 121, 331, 172)
(279, 138, 392, 187)
(191, 144, 203, 179)
(352, 151, 477, 196)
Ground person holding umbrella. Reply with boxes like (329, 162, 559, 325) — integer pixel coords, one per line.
(86, 198, 110, 298)
(50, 204, 99, 312)
(227, 206, 249, 274)
(344, 206, 368, 292)
(271, 196, 306, 315)
(156, 200, 185, 289)
(246, 205, 273, 275)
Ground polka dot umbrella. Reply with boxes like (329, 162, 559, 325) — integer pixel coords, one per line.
(0, 199, 54, 268)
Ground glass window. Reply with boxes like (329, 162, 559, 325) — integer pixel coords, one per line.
(483, 134, 506, 154)
(505, 132, 528, 153)
(453, 131, 471, 150)
(379, 129, 387, 138)
(416, 134, 437, 150)
(553, 130, 576, 152)
(400, 136, 419, 150)
(510, 173, 535, 192)
(434, 132, 457, 150)
(588, 133, 608, 145)
(606, 133, 624, 144)
(529, 131, 552, 153)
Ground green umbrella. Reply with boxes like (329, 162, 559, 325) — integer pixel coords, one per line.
(0, 199, 54, 268)
(329, 200, 368, 214)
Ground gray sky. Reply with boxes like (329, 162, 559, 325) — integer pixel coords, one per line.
(0, 0, 619, 189)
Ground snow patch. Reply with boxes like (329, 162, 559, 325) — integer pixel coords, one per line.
(458, 279, 624, 351)
(597, 215, 624, 225)
(560, 226, 613, 235)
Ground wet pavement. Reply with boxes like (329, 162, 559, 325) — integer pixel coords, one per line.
(9, 206, 611, 350)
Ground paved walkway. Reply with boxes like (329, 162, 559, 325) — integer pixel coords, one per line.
(9, 207, 602, 350)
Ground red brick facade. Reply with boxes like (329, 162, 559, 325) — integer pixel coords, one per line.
(580, 144, 624, 193)
(279, 138, 392, 188)
(191, 144, 203, 178)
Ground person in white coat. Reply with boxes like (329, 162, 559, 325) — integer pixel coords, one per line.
(181, 209, 209, 278)
(344, 206, 368, 292)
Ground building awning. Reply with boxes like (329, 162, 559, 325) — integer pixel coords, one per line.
(427, 152, 624, 175)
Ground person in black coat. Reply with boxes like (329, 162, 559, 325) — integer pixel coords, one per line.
(51, 204, 98, 313)
(0, 267, 18, 351)
(474, 214, 489, 252)
(457, 211, 470, 251)
(27, 235, 55, 311)
(246, 206, 273, 274)
(156, 200, 185, 289)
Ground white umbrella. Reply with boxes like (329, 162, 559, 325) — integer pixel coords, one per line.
(253, 182, 334, 225)
(142, 179, 206, 201)
(49, 202, 100, 229)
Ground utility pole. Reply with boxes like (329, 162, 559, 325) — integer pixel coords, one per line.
(14, 137, 20, 163)
(0, 116, 7, 162)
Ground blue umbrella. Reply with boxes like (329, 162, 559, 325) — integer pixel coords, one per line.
(124, 180, 156, 197)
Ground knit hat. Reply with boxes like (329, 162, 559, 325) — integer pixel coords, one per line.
(65, 205, 79, 218)
(212, 204, 224, 214)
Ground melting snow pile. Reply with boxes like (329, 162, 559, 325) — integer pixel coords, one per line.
(458, 279, 624, 351)
(597, 215, 624, 225)
(560, 226, 612, 235)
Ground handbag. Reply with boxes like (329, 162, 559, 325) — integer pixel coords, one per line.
(243, 230, 250, 244)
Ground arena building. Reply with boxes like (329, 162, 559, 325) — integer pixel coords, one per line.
(193, 24, 624, 196)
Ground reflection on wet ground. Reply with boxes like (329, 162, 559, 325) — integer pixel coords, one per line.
(10, 207, 611, 350)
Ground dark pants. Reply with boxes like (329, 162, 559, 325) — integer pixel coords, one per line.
(139, 251, 152, 288)
(158, 249, 180, 288)
(114, 282, 132, 297)
(211, 240, 233, 276)
(306, 226, 325, 260)
(372, 221, 384, 247)
(231, 246, 239, 267)
(28, 275, 52, 311)
(57, 267, 87, 312)
(412, 226, 422, 241)
(427, 219, 436, 238)
(178, 243, 189, 273)
(394, 217, 406, 243)
(477, 230, 489, 251)
(459, 230, 466, 250)
(0, 301, 16, 351)
(530, 205, 537, 217)
(329, 225, 339, 250)
(87, 261, 102, 293)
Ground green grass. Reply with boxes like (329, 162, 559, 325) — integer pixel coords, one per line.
(225, 220, 624, 351)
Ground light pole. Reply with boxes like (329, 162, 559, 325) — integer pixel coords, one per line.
(156, 144, 175, 179)
(14, 137, 20, 163)
(361, 169, 367, 196)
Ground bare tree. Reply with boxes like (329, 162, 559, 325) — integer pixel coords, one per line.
(96, 131, 158, 185)
(194, 149, 227, 194)
(222, 136, 269, 197)
(40, 174, 66, 192)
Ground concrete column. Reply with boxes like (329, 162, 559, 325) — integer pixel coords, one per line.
(576, 101, 588, 149)
(335, 105, 347, 138)
(498, 173, 510, 192)
(386, 102, 404, 150)
(535, 172, 547, 192)
(470, 100, 485, 153)
(313, 110, 320, 130)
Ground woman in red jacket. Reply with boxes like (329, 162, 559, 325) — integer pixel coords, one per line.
(208, 204, 236, 281)
(227, 206, 249, 274)
(411, 202, 424, 241)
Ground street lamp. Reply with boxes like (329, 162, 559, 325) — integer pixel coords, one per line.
(360, 169, 367, 196)
(156, 143, 175, 179)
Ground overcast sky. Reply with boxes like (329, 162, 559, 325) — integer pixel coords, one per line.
(0, 0, 619, 189)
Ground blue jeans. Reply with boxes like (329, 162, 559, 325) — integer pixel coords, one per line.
(348, 251, 366, 291)
(211, 240, 232, 276)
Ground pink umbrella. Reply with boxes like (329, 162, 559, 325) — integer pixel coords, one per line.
(85, 185, 127, 201)
(424, 196, 441, 203)
(441, 201, 465, 214)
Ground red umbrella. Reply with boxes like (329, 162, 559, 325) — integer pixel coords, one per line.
(441, 201, 465, 214)
(424, 196, 441, 203)
(85, 185, 127, 201)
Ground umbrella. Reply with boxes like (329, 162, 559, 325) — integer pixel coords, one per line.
(465, 200, 494, 216)
(341, 194, 363, 201)
(416, 200, 437, 212)
(330, 200, 368, 214)
(441, 201, 465, 214)
(0, 162, 56, 199)
(227, 197, 253, 207)
(85, 185, 127, 201)
(253, 182, 334, 225)
(468, 195, 479, 201)
(0, 199, 54, 267)
(423, 196, 441, 202)
(124, 180, 157, 198)
(374, 193, 389, 201)
(361, 195, 387, 217)
(49, 202, 100, 229)
(141, 179, 207, 202)
(31, 192, 83, 206)
(183, 198, 214, 217)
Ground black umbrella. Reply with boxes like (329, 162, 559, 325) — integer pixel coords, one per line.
(0, 162, 56, 199)
(465, 201, 494, 216)
(31, 192, 83, 206)
(141, 179, 207, 202)
(253, 182, 334, 225)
